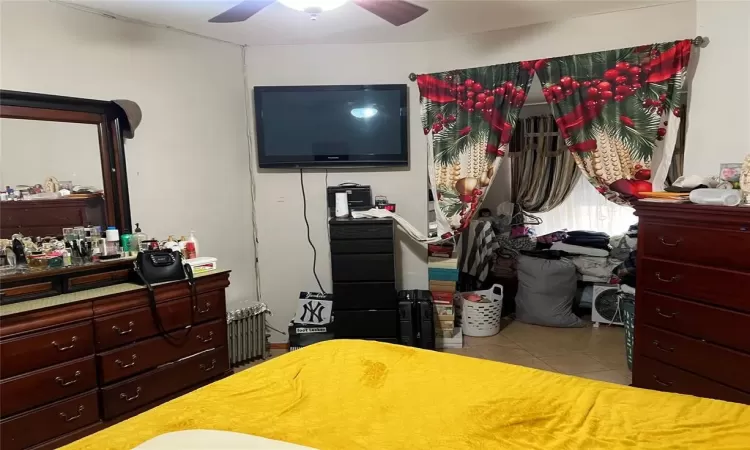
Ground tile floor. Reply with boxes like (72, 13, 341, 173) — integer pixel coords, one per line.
(240, 320, 630, 386)
(443, 319, 631, 385)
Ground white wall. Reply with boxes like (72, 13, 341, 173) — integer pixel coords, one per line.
(0, 119, 103, 189)
(0, 2, 257, 309)
(245, 42, 431, 340)
(246, 1, 697, 341)
(684, 1, 750, 175)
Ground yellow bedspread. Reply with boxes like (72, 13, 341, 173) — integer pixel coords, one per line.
(65, 340, 750, 450)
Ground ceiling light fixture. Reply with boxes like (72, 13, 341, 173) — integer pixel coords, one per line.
(278, 0, 348, 20)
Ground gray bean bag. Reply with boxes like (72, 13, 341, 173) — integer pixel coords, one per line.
(515, 255, 584, 327)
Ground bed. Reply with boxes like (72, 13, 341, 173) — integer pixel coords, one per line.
(64, 340, 750, 449)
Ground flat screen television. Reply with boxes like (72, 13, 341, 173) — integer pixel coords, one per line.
(254, 84, 408, 168)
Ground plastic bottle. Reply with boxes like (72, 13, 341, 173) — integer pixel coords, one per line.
(179, 236, 189, 258)
(132, 223, 148, 253)
(188, 230, 200, 258)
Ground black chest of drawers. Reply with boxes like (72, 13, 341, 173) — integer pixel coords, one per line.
(329, 217, 398, 343)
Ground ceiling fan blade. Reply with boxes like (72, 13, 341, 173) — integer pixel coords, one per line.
(208, 0, 275, 23)
(353, 0, 427, 26)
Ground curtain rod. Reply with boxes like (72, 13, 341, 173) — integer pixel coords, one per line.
(407, 36, 709, 81)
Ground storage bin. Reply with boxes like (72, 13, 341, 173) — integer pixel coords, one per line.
(461, 284, 504, 337)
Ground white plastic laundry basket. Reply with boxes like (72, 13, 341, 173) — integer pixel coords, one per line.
(461, 284, 504, 337)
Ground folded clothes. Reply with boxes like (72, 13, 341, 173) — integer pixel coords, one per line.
(563, 236, 611, 251)
(567, 231, 610, 239)
(570, 255, 622, 279)
(519, 249, 569, 260)
(550, 242, 610, 257)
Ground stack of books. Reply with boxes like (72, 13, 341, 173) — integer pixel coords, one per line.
(428, 257, 461, 348)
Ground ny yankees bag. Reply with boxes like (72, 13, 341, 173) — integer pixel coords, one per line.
(293, 292, 333, 325)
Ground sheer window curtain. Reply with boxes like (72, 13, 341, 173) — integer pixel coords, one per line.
(534, 176, 637, 236)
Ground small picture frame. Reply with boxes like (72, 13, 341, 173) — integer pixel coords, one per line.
(720, 163, 742, 189)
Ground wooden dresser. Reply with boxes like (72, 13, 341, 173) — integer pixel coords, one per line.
(633, 202, 750, 404)
(0, 270, 231, 450)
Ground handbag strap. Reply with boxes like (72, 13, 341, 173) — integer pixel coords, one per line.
(135, 263, 197, 347)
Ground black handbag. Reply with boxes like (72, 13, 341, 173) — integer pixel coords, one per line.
(134, 250, 196, 345)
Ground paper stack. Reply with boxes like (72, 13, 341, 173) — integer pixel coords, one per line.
(429, 257, 459, 344)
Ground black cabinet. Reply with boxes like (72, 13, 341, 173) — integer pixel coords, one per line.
(329, 217, 398, 341)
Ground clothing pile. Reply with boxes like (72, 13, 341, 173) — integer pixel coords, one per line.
(550, 231, 611, 256)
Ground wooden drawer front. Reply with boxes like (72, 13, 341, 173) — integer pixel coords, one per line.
(0, 321, 94, 379)
(639, 291, 750, 354)
(0, 356, 96, 417)
(634, 355, 750, 405)
(330, 239, 393, 254)
(330, 223, 393, 240)
(0, 390, 99, 450)
(68, 269, 130, 292)
(193, 289, 227, 323)
(0, 281, 61, 303)
(101, 347, 228, 420)
(333, 281, 396, 310)
(640, 258, 750, 313)
(640, 222, 750, 272)
(98, 319, 226, 384)
(332, 254, 394, 282)
(94, 297, 192, 351)
(638, 325, 750, 393)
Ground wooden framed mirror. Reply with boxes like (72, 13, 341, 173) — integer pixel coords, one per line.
(0, 90, 133, 238)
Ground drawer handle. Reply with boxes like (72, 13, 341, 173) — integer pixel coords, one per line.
(199, 359, 217, 372)
(112, 321, 135, 335)
(51, 336, 77, 351)
(115, 354, 137, 368)
(658, 236, 683, 247)
(195, 302, 212, 314)
(652, 375, 674, 387)
(655, 308, 679, 319)
(197, 331, 214, 343)
(59, 405, 84, 422)
(652, 340, 675, 353)
(655, 272, 681, 283)
(119, 386, 141, 402)
(55, 370, 81, 387)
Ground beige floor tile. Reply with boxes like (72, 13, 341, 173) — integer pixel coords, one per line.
(540, 353, 608, 375)
(576, 370, 632, 385)
(463, 333, 520, 348)
(585, 349, 630, 372)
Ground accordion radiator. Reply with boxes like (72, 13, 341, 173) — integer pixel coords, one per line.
(226, 304, 269, 367)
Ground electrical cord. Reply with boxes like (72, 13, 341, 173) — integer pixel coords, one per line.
(300, 169, 326, 293)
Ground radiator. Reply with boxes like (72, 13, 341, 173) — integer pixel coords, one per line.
(227, 303, 269, 367)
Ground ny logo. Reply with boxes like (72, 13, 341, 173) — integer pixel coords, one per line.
(301, 301, 326, 323)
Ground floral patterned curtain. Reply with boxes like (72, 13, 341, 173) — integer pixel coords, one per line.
(534, 40, 692, 206)
(418, 62, 535, 238)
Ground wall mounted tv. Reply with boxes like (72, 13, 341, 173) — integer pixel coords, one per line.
(254, 84, 408, 169)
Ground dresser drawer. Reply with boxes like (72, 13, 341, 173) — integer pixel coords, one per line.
(0, 321, 94, 379)
(634, 355, 750, 404)
(0, 356, 96, 417)
(192, 289, 227, 323)
(97, 319, 226, 384)
(334, 309, 398, 338)
(100, 348, 228, 420)
(333, 281, 396, 310)
(330, 239, 393, 254)
(0, 390, 99, 450)
(640, 222, 750, 272)
(640, 258, 750, 313)
(330, 223, 393, 240)
(639, 291, 750, 353)
(638, 325, 750, 393)
(94, 297, 192, 351)
(332, 254, 395, 282)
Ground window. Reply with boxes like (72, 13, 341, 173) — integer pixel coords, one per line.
(533, 176, 636, 236)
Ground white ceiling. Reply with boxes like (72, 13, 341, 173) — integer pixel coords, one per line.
(70, 0, 677, 46)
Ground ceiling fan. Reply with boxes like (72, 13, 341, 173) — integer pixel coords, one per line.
(208, 0, 428, 26)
